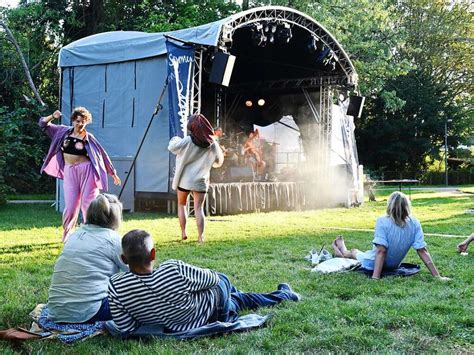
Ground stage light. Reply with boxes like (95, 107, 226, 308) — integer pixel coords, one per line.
(245, 100, 253, 107)
(276, 22, 292, 44)
(307, 35, 319, 53)
(257, 99, 265, 106)
(316, 46, 330, 63)
(251, 22, 267, 47)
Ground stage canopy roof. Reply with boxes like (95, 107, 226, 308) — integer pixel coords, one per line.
(59, 6, 357, 87)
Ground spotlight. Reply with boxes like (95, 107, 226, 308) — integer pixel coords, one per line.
(245, 100, 253, 107)
(316, 46, 330, 63)
(257, 99, 265, 106)
(251, 22, 267, 47)
(275, 22, 292, 44)
(307, 35, 319, 53)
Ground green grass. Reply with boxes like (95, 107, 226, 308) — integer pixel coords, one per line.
(0, 190, 473, 353)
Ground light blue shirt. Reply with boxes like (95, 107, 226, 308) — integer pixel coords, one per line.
(360, 216, 427, 270)
(48, 224, 128, 323)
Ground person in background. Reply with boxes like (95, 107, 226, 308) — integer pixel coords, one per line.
(107, 230, 300, 336)
(39, 108, 121, 242)
(332, 191, 450, 280)
(168, 113, 224, 243)
(47, 194, 127, 323)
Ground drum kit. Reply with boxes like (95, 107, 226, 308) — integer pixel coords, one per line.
(214, 130, 274, 182)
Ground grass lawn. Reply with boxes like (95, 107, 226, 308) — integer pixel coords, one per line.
(0, 190, 473, 353)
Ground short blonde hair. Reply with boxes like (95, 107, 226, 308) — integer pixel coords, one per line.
(386, 191, 411, 227)
(86, 194, 122, 230)
(71, 107, 92, 124)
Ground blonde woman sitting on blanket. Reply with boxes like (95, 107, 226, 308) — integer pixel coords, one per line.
(332, 191, 450, 280)
(47, 194, 128, 323)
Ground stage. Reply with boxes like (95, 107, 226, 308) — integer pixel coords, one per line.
(207, 181, 306, 215)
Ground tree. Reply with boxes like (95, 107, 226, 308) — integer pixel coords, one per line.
(0, 0, 241, 195)
(357, 0, 473, 173)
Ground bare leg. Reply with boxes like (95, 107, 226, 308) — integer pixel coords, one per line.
(177, 190, 190, 240)
(332, 238, 344, 257)
(335, 236, 361, 260)
(193, 191, 207, 243)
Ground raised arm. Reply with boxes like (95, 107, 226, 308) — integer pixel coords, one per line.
(168, 136, 188, 155)
(38, 110, 65, 139)
(416, 247, 450, 281)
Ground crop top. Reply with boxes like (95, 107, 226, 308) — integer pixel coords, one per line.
(61, 136, 88, 156)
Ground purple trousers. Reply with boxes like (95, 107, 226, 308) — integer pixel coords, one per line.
(62, 161, 99, 242)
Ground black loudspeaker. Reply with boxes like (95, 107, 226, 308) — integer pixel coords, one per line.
(347, 95, 365, 118)
(209, 52, 236, 87)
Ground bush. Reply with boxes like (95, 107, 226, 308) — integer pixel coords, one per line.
(0, 106, 55, 196)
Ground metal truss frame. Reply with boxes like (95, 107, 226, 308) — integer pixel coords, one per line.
(228, 75, 348, 92)
(218, 6, 358, 87)
(319, 85, 333, 180)
(192, 48, 203, 114)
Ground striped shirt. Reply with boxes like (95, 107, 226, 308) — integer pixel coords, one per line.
(108, 259, 220, 334)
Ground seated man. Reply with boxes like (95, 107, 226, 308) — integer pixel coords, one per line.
(107, 230, 300, 336)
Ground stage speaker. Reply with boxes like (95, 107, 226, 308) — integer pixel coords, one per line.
(209, 52, 236, 87)
(347, 95, 365, 118)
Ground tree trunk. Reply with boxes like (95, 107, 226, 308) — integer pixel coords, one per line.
(0, 20, 46, 107)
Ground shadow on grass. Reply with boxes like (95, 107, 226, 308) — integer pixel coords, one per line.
(0, 242, 61, 255)
(0, 204, 176, 231)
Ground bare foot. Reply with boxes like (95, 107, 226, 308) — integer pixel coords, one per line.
(181, 235, 188, 241)
(332, 239, 343, 257)
(335, 235, 348, 253)
(198, 236, 204, 244)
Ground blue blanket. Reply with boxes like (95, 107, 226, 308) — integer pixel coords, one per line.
(34, 305, 270, 343)
(105, 314, 271, 339)
(355, 262, 421, 277)
(35, 305, 105, 344)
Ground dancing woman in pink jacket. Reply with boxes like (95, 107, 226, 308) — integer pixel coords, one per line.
(39, 107, 121, 242)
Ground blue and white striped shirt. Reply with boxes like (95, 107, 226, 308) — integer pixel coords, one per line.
(108, 259, 220, 334)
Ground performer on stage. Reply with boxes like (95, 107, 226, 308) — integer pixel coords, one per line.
(168, 114, 224, 243)
(244, 129, 266, 179)
(39, 107, 121, 242)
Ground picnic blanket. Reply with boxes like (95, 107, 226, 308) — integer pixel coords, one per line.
(29, 304, 106, 344)
(355, 263, 421, 277)
(24, 304, 270, 343)
(105, 314, 271, 339)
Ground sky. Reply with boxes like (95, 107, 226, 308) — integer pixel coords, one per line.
(1, 0, 20, 8)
